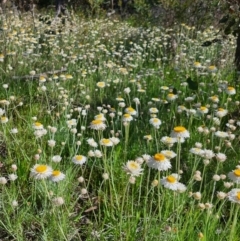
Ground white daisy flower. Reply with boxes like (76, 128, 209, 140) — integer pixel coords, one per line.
(209, 95, 219, 103)
(33, 122, 44, 130)
(122, 113, 133, 122)
(228, 188, 240, 204)
(94, 113, 106, 121)
(72, 155, 87, 165)
(147, 153, 171, 171)
(89, 120, 106, 130)
(52, 155, 62, 163)
(167, 93, 178, 101)
(228, 169, 240, 183)
(123, 160, 143, 176)
(161, 150, 177, 159)
(109, 137, 120, 145)
(201, 149, 215, 159)
(100, 138, 113, 147)
(49, 170, 65, 182)
(125, 107, 137, 116)
(161, 173, 181, 190)
(96, 81, 106, 88)
(197, 106, 209, 115)
(161, 136, 177, 145)
(149, 118, 162, 129)
(215, 153, 227, 162)
(30, 164, 53, 180)
(170, 126, 190, 139)
(94, 150, 103, 158)
(214, 131, 229, 139)
(215, 108, 228, 118)
(149, 108, 158, 114)
(190, 147, 205, 156)
(87, 138, 98, 147)
(226, 86, 236, 95)
(0, 116, 8, 124)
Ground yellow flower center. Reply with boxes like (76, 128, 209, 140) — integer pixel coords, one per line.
(194, 62, 201, 66)
(35, 122, 42, 127)
(237, 192, 240, 200)
(124, 114, 131, 118)
(218, 108, 224, 111)
(234, 169, 240, 177)
(102, 139, 111, 144)
(166, 175, 176, 183)
(152, 118, 159, 123)
(168, 93, 174, 97)
(75, 155, 83, 161)
(129, 161, 138, 169)
(154, 153, 165, 161)
(91, 119, 103, 125)
(127, 107, 135, 112)
(174, 126, 186, 133)
(227, 87, 234, 91)
(200, 106, 207, 111)
(97, 82, 105, 87)
(65, 74, 72, 79)
(208, 65, 216, 70)
(1, 116, 6, 121)
(52, 170, 61, 176)
(35, 165, 47, 173)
